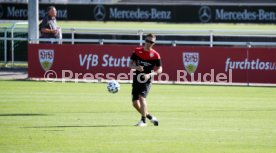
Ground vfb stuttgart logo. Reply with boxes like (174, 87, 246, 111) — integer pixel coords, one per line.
(183, 52, 199, 75)
(39, 49, 54, 71)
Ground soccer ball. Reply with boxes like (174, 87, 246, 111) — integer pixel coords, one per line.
(107, 80, 120, 93)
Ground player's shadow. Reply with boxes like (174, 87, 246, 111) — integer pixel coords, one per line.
(22, 125, 131, 128)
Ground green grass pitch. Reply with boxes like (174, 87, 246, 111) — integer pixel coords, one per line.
(0, 80, 275, 153)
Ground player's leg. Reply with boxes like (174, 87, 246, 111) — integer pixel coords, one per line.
(133, 99, 147, 126)
(139, 83, 159, 126)
(132, 85, 146, 126)
(138, 95, 149, 124)
(132, 100, 142, 114)
(138, 95, 148, 118)
(137, 82, 151, 125)
(132, 84, 142, 114)
(138, 95, 158, 126)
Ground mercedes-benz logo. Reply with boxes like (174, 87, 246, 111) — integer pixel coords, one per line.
(199, 6, 211, 23)
(0, 5, 4, 19)
(93, 5, 106, 21)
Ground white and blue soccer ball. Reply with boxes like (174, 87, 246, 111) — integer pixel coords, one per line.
(107, 80, 120, 93)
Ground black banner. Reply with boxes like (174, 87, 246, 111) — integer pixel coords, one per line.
(0, 3, 276, 23)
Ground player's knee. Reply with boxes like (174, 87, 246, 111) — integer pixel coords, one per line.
(139, 96, 147, 104)
(139, 95, 145, 100)
(132, 100, 139, 106)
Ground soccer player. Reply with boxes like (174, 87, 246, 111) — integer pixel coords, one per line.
(129, 33, 163, 127)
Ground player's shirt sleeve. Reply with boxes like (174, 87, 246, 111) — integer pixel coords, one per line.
(130, 52, 138, 62)
(154, 52, 162, 67)
(39, 16, 49, 30)
(155, 58, 162, 67)
(131, 48, 140, 62)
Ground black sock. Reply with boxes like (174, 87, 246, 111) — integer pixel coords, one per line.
(141, 116, 146, 123)
(146, 114, 152, 120)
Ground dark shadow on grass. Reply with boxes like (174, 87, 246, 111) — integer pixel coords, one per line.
(22, 125, 131, 128)
(154, 109, 276, 113)
(205, 109, 276, 112)
(43, 130, 65, 132)
(61, 111, 133, 114)
(0, 114, 49, 117)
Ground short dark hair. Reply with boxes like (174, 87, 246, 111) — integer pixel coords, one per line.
(47, 6, 56, 12)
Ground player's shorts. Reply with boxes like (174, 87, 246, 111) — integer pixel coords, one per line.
(132, 82, 152, 101)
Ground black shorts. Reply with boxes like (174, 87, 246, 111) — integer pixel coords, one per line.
(132, 82, 152, 101)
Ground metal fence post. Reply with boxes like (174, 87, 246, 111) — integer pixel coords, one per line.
(247, 42, 252, 49)
(246, 42, 251, 86)
(210, 30, 213, 47)
(172, 40, 176, 47)
(138, 29, 143, 46)
(11, 26, 14, 67)
(71, 28, 75, 44)
(4, 27, 8, 67)
(99, 39, 104, 45)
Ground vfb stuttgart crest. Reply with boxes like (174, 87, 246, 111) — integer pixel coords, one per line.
(183, 52, 199, 75)
(39, 49, 54, 71)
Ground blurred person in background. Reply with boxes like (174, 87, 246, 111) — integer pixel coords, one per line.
(39, 6, 62, 44)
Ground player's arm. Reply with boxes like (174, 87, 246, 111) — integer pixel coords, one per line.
(144, 57, 162, 80)
(129, 60, 144, 72)
(41, 28, 58, 34)
(144, 66, 162, 80)
(151, 66, 163, 76)
(40, 18, 58, 34)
